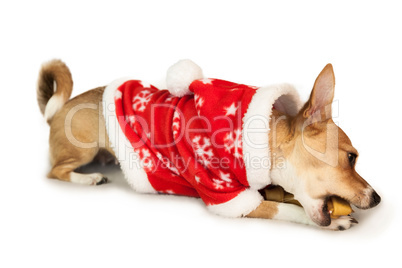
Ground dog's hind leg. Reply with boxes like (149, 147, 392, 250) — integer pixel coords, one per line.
(45, 87, 113, 186)
(47, 146, 108, 186)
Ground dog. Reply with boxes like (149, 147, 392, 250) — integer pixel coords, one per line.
(36, 59, 381, 230)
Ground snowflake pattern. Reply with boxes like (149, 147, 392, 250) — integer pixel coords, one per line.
(160, 189, 175, 194)
(115, 90, 122, 100)
(212, 178, 225, 190)
(172, 110, 181, 138)
(156, 152, 179, 175)
(125, 115, 136, 127)
(201, 78, 214, 85)
(224, 128, 243, 158)
(135, 148, 154, 172)
(212, 171, 234, 190)
(194, 94, 205, 109)
(145, 132, 151, 139)
(192, 135, 214, 167)
(132, 89, 152, 112)
(224, 102, 238, 116)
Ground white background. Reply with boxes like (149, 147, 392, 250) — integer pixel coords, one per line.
(1, 1, 401, 267)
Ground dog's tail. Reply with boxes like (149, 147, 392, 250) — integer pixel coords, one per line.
(37, 59, 73, 124)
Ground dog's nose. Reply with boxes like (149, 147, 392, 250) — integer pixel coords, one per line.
(370, 191, 381, 207)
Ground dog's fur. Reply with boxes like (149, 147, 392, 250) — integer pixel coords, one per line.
(37, 60, 381, 230)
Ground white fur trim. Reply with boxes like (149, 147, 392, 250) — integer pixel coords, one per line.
(102, 78, 157, 194)
(166, 59, 203, 97)
(44, 92, 64, 121)
(207, 189, 263, 218)
(242, 83, 302, 190)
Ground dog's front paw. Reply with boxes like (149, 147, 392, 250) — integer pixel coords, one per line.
(322, 215, 358, 231)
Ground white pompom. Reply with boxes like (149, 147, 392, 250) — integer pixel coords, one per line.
(166, 59, 203, 97)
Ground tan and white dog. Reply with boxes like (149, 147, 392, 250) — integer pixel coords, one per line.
(37, 60, 380, 230)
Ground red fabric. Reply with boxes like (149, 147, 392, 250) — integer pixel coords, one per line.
(114, 79, 259, 206)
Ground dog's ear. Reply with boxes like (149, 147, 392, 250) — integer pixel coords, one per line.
(303, 64, 335, 119)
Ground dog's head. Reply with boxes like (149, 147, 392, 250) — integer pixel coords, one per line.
(270, 64, 381, 226)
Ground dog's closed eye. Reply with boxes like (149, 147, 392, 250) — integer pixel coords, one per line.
(347, 153, 357, 168)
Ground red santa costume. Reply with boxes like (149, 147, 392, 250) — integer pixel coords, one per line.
(103, 60, 302, 217)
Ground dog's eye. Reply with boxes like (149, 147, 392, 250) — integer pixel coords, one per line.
(347, 153, 357, 167)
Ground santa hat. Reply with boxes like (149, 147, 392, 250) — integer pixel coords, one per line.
(166, 60, 302, 192)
